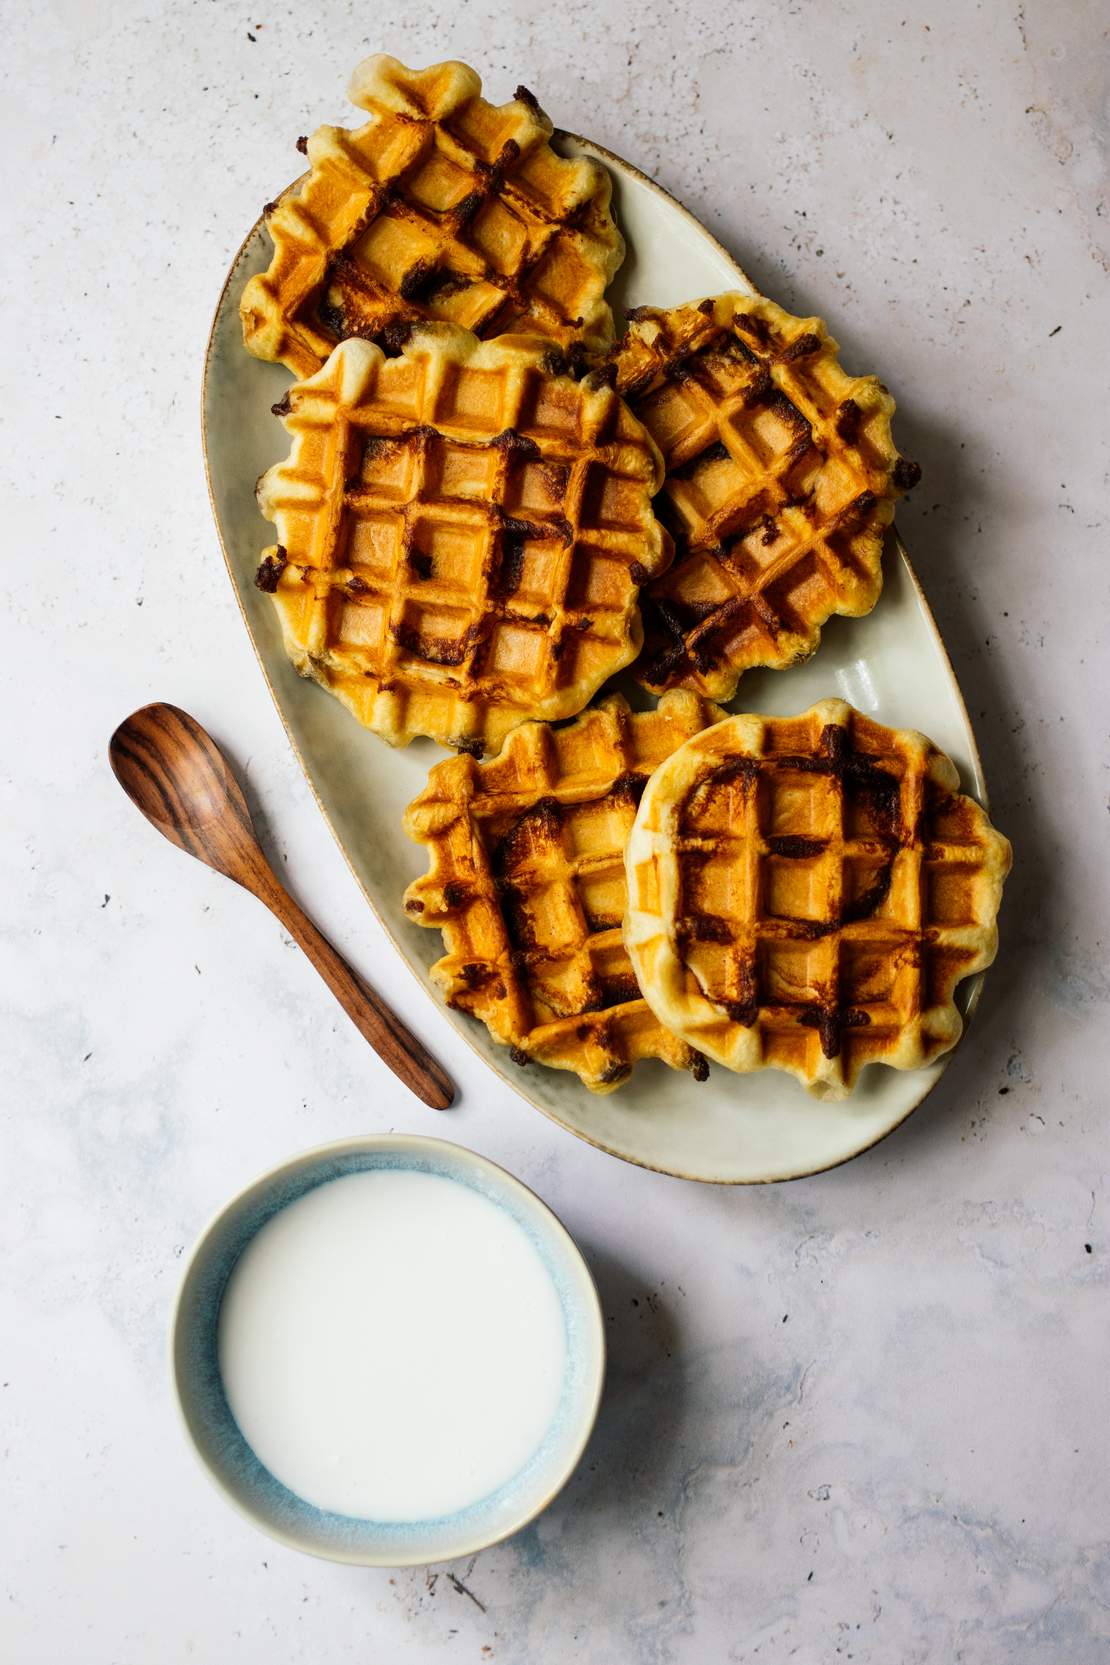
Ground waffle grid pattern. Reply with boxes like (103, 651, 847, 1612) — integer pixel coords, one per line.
(241, 55, 623, 378)
(625, 701, 1011, 1097)
(614, 293, 919, 700)
(256, 329, 669, 752)
(403, 691, 724, 1091)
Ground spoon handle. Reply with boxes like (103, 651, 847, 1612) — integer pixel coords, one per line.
(251, 864, 455, 1111)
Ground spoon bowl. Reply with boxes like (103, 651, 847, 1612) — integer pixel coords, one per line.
(111, 704, 247, 833)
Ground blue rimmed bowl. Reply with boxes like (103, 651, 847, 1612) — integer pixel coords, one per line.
(171, 1135, 605, 1566)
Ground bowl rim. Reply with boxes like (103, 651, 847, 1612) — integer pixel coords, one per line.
(169, 1132, 607, 1566)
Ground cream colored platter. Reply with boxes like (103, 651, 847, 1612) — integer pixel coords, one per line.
(203, 135, 987, 1184)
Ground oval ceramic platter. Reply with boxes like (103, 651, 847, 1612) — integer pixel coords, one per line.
(203, 135, 987, 1185)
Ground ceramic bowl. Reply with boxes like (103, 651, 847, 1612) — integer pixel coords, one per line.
(171, 1134, 605, 1566)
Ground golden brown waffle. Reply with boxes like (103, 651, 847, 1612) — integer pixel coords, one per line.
(625, 701, 1011, 1098)
(254, 326, 670, 753)
(403, 691, 725, 1091)
(241, 55, 623, 378)
(612, 293, 920, 700)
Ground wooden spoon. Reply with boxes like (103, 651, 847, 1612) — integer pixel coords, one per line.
(108, 702, 455, 1111)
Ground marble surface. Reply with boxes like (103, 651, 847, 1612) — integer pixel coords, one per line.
(4, 1, 1108, 1659)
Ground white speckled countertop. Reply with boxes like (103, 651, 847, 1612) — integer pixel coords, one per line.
(4, 2, 1108, 1659)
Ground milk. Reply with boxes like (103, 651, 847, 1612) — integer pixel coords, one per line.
(217, 1169, 567, 1521)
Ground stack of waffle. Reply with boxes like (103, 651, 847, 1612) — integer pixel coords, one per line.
(240, 53, 1009, 1100)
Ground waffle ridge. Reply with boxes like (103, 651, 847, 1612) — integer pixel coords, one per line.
(625, 700, 1011, 1098)
(255, 326, 670, 752)
(613, 293, 920, 700)
(403, 691, 725, 1091)
(241, 55, 624, 378)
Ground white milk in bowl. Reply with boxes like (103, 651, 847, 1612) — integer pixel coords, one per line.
(217, 1168, 568, 1521)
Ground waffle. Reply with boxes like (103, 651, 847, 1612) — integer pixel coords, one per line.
(612, 293, 921, 700)
(625, 701, 1011, 1098)
(240, 55, 623, 378)
(255, 326, 671, 752)
(403, 691, 725, 1091)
